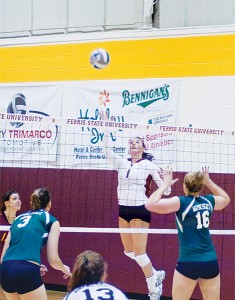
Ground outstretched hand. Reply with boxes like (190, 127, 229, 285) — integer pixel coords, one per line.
(100, 111, 116, 122)
(100, 111, 108, 121)
(202, 166, 211, 186)
(162, 166, 179, 187)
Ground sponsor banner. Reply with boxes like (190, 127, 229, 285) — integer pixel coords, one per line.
(0, 79, 179, 167)
(76, 79, 179, 125)
(69, 79, 180, 167)
(0, 85, 62, 161)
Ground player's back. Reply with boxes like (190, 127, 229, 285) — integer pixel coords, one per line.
(176, 194, 216, 261)
(63, 282, 128, 300)
(2, 209, 57, 264)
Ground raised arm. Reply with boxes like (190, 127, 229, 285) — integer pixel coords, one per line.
(100, 111, 124, 168)
(46, 221, 71, 279)
(145, 167, 180, 214)
(153, 166, 172, 196)
(202, 166, 230, 210)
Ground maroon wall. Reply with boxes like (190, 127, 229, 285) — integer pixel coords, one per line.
(0, 167, 234, 299)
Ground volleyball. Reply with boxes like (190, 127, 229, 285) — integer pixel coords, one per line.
(90, 48, 110, 69)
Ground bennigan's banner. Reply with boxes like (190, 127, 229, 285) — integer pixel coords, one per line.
(68, 78, 180, 168)
(0, 84, 62, 161)
(0, 79, 179, 167)
(76, 79, 179, 125)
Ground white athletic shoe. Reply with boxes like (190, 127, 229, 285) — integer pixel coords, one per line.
(154, 270, 165, 287)
(148, 283, 163, 300)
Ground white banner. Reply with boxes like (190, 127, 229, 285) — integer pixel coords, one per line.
(0, 85, 62, 161)
(0, 78, 234, 173)
(76, 79, 179, 125)
(67, 79, 180, 168)
(0, 79, 179, 167)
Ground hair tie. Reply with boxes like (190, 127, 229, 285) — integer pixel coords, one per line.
(84, 256, 89, 266)
(35, 189, 40, 197)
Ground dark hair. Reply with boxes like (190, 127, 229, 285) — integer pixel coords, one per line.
(142, 152, 154, 161)
(30, 188, 51, 210)
(1, 191, 18, 212)
(68, 250, 107, 291)
(138, 137, 154, 161)
(133, 137, 154, 161)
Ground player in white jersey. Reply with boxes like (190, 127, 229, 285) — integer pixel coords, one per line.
(100, 111, 169, 300)
(63, 250, 128, 300)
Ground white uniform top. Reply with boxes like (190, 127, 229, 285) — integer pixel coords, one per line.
(63, 282, 128, 300)
(104, 144, 171, 206)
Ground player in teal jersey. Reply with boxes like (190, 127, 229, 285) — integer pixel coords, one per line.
(0, 191, 47, 281)
(145, 166, 230, 300)
(63, 250, 128, 300)
(0, 187, 71, 300)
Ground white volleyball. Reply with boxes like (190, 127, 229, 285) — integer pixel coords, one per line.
(90, 48, 110, 69)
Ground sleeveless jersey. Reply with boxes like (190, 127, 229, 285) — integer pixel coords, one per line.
(63, 282, 128, 300)
(0, 212, 10, 244)
(2, 209, 57, 264)
(176, 194, 216, 262)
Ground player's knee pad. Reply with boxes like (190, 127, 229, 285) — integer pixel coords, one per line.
(135, 254, 150, 267)
(124, 251, 135, 259)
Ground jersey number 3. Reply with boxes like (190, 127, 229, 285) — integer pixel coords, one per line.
(17, 216, 32, 228)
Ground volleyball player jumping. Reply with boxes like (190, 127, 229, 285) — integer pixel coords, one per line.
(101, 111, 170, 300)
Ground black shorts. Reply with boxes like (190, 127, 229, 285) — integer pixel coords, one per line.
(176, 260, 220, 280)
(1, 260, 43, 294)
(119, 205, 151, 223)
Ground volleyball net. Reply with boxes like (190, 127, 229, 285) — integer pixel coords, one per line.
(1, 113, 235, 170)
(0, 113, 234, 232)
(1, 114, 234, 298)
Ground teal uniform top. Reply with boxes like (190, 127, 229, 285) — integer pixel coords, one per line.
(176, 194, 216, 262)
(2, 209, 57, 265)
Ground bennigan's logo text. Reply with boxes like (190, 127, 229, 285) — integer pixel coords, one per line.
(122, 84, 170, 108)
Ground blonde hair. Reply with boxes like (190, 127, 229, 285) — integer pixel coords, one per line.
(184, 171, 204, 193)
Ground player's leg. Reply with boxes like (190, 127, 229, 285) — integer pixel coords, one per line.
(119, 217, 134, 256)
(19, 285, 47, 300)
(130, 219, 150, 274)
(172, 269, 197, 300)
(2, 292, 21, 300)
(130, 219, 165, 298)
(198, 274, 220, 300)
